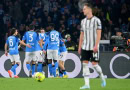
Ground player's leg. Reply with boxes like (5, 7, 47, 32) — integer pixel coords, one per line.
(91, 52, 106, 87)
(58, 60, 63, 77)
(60, 52, 68, 78)
(51, 60, 58, 77)
(13, 54, 20, 78)
(80, 50, 90, 89)
(47, 50, 53, 77)
(31, 51, 37, 77)
(25, 52, 32, 77)
(52, 50, 59, 77)
(8, 54, 15, 78)
(36, 51, 43, 72)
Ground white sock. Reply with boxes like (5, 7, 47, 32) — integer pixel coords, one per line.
(84, 76, 90, 86)
(83, 63, 90, 86)
(93, 64, 105, 81)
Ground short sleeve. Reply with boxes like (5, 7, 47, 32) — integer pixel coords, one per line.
(17, 38, 20, 43)
(96, 19, 102, 30)
(6, 39, 9, 45)
(22, 32, 26, 40)
(80, 20, 84, 32)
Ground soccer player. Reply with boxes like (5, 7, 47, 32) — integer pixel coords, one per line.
(43, 23, 61, 77)
(5, 28, 31, 78)
(58, 40, 68, 78)
(78, 3, 106, 89)
(22, 25, 42, 77)
(36, 28, 46, 73)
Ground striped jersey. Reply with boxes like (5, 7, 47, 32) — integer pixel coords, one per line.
(80, 16, 102, 50)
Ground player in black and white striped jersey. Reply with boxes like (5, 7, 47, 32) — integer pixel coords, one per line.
(78, 3, 106, 89)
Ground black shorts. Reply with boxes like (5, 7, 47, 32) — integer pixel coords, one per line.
(80, 49, 100, 62)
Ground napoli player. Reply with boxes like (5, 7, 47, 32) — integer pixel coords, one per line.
(21, 25, 42, 77)
(58, 40, 68, 78)
(43, 23, 61, 77)
(5, 28, 31, 78)
(36, 28, 46, 73)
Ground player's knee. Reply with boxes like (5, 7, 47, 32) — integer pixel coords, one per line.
(26, 61, 30, 64)
(82, 60, 89, 64)
(32, 61, 36, 64)
(91, 61, 98, 65)
(16, 62, 20, 66)
(53, 60, 57, 63)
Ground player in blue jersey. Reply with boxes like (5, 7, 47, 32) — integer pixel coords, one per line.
(21, 25, 42, 77)
(36, 28, 46, 73)
(58, 40, 68, 78)
(5, 28, 31, 78)
(43, 23, 61, 77)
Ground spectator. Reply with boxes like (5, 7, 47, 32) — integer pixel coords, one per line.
(65, 34, 77, 51)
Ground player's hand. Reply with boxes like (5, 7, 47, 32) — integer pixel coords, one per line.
(78, 48, 81, 55)
(26, 44, 31, 48)
(40, 51, 43, 55)
(93, 46, 98, 53)
(5, 51, 8, 56)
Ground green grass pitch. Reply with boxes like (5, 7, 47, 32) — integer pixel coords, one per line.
(0, 78, 130, 90)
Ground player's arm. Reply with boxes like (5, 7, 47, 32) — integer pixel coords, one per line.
(93, 19, 102, 53)
(20, 40, 31, 48)
(4, 43, 8, 56)
(78, 31, 84, 54)
(78, 20, 84, 54)
(43, 39, 49, 54)
(39, 39, 43, 49)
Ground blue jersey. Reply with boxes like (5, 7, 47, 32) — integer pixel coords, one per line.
(43, 30, 62, 50)
(22, 31, 41, 52)
(59, 41, 67, 53)
(6, 36, 20, 55)
(39, 33, 46, 42)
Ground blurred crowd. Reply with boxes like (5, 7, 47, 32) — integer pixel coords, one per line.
(0, 0, 130, 50)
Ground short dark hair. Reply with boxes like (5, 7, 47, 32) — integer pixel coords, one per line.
(29, 24, 35, 30)
(84, 3, 93, 9)
(48, 23, 55, 29)
(11, 28, 17, 35)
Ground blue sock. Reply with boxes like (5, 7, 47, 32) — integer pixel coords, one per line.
(26, 64, 31, 71)
(11, 64, 18, 75)
(37, 63, 43, 72)
(59, 71, 63, 77)
(52, 62, 58, 77)
(52, 67, 56, 77)
(54, 62, 58, 69)
(48, 64, 53, 75)
(10, 65, 15, 74)
(32, 64, 35, 75)
(13, 64, 18, 75)
(62, 70, 67, 75)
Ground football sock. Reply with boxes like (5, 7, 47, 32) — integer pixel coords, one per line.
(93, 64, 105, 81)
(32, 64, 35, 75)
(13, 64, 18, 75)
(83, 63, 90, 86)
(10, 65, 15, 74)
(59, 70, 63, 77)
(26, 64, 31, 71)
(48, 64, 53, 75)
(84, 76, 90, 86)
(52, 62, 58, 77)
(37, 63, 43, 72)
(11, 64, 18, 75)
(62, 70, 67, 75)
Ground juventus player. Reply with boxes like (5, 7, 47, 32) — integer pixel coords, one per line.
(78, 3, 106, 89)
